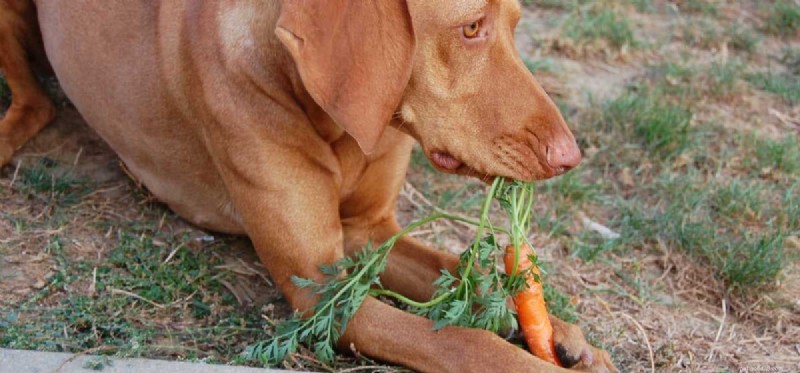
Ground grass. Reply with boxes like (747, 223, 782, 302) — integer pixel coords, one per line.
(765, 0, 800, 38)
(680, 17, 721, 49)
(654, 59, 745, 99)
(781, 47, 800, 75)
(524, 57, 556, 74)
(16, 160, 89, 205)
(600, 86, 693, 156)
(726, 22, 760, 54)
(563, 7, 638, 49)
(676, 0, 718, 15)
(0, 229, 268, 363)
(556, 60, 799, 293)
(3, 2, 800, 371)
(746, 70, 800, 105)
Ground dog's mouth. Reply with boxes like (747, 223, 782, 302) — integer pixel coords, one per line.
(428, 150, 496, 183)
(430, 151, 462, 171)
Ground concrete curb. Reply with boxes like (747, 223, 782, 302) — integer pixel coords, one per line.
(0, 348, 299, 373)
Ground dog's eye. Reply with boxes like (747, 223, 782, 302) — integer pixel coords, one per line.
(462, 20, 481, 38)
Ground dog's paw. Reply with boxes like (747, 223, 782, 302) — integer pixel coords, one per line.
(550, 316, 618, 373)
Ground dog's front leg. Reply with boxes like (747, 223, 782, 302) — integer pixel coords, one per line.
(206, 133, 566, 373)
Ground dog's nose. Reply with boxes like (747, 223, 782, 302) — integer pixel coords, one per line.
(546, 140, 581, 175)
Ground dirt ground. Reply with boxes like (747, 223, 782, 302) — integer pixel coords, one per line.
(2, 1, 800, 372)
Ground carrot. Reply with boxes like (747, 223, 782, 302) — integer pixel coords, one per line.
(504, 243, 561, 366)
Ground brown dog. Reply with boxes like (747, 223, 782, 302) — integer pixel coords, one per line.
(1, 1, 616, 372)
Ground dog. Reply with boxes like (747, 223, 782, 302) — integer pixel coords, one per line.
(0, 1, 616, 372)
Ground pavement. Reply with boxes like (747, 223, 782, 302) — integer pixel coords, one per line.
(0, 348, 298, 373)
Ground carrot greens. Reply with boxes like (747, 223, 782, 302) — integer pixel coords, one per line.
(246, 179, 540, 366)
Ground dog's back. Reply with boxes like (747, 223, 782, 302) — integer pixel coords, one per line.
(34, 1, 290, 233)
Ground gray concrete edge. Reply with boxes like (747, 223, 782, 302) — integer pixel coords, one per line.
(0, 348, 302, 373)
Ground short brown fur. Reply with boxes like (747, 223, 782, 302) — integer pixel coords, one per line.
(1, 1, 614, 372)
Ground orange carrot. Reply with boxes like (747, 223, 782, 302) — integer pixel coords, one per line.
(504, 243, 561, 366)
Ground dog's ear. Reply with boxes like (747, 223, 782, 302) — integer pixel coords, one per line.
(276, 1, 415, 154)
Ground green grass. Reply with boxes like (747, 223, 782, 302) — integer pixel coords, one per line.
(524, 57, 556, 74)
(654, 59, 744, 99)
(563, 7, 638, 49)
(726, 22, 760, 54)
(746, 135, 800, 174)
(0, 231, 267, 363)
(765, 0, 800, 38)
(676, 0, 718, 15)
(523, 0, 585, 10)
(680, 17, 721, 49)
(602, 87, 693, 156)
(558, 62, 798, 293)
(781, 47, 800, 75)
(746, 70, 800, 105)
(16, 160, 89, 205)
(628, 0, 654, 13)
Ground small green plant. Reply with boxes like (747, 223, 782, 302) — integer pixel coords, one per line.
(710, 179, 765, 219)
(563, 8, 638, 49)
(726, 22, 760, 54)
(523, 0, 583, 10)
(680, 17, 721, 49)
(765, 0, 800, 37)
(746, 135, 800, 174)
(677, 0, 718, 15)
(746, 71, 800, 105)
(18, 161, 88, 205)
(781, 47, 800, 75)
(524, 57, 556, 74)
(628, 0, 654, 13)
(708, 60, 743, 97)
(604, 87, 693, 156)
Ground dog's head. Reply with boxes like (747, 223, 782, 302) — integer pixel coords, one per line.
(276, 0, 580, 181)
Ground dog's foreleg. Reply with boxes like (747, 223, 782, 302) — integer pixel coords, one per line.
(0, 0, 55, 166)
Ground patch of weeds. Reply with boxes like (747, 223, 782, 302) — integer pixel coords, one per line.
(523, 0, 585, 10)
(744, 135, 800, 174)
(782, 183, 800, 231)
(710, 179, 765, 220)
(532, 198, 573, 238)
(541, 170, 600, 205)
(654, 59, 743, 99)
(721, 234, 786, 290)
(656, 60, 700, 95)
(781, 47, 800, 75)
(646, 171, 786, 291)
(707, 60, 744, 97)
(676, 0, 718, 15)
(627, 0, 654, 13)
(680, 17, 722, 49)
(746, 70, 800, 105)
(83, 356, 113, 370)
(17, 160, 88, 205)
(436, 184, 485, 213)
(764, 0, 800, 38)
(543, 283, 579, 323)
(0, 231, 267, 362)
(563, 7, 638, 49)
(726, 22, 760, 54)
(524, 57, 556, 74)
(602, 86, 693, 157)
